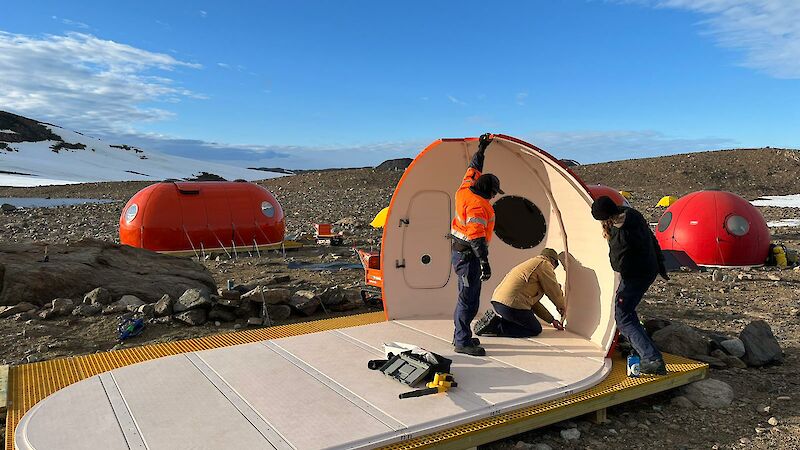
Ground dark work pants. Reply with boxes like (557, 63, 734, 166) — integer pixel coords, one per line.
(492, 301, 543, 337)
(615, 274, 662, 362)
(452, 250, 482, 347)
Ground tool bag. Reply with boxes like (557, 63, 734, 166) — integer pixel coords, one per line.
(368, 342, 452, 387)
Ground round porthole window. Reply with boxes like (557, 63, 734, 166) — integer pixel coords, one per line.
(124, 204, 138, 223)
(421, 254, 431, 265)
(493, 196, 547, 249)
(657, 211, 672, 232)
(261, 201, 275, 218)
(725, 215, 750, 236)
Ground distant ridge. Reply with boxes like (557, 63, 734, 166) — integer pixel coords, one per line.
(375, 158, 412, 171)
(573, 147, 800, 200)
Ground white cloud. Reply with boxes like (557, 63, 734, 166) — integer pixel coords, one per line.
(104, 128, 735, 169)
(447, 95, 467, 106)
(527, 129, 737, 163)
(199, 10, 208, 18)
(109, 131, 423, 169)
(0, 31, 202, 133)
(625, 0, 800, 78)
(516, 92, 529, 106)
(52, 16, 90, 29)
(217, 62, 230, 68)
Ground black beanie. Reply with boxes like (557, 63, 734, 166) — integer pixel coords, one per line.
(591, 196, 620, 220)
(471, 174, 504, 198)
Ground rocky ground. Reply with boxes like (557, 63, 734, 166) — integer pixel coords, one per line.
(1, 150, 799, 449)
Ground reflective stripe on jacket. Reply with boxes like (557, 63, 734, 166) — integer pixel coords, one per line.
(450, 167, 495, 243)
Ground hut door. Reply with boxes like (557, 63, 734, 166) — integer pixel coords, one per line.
(402, 191, 452, 289)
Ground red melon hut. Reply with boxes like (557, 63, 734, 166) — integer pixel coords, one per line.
(655, 190, 770, 267)
(120, 181, 285, 255)
(587, 184, 629, 207)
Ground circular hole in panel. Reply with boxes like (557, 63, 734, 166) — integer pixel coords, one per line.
(421, 254, 431, 265)
(493, 196, 547, 249)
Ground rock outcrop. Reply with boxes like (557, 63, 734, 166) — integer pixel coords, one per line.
(0, 239, 216, 306)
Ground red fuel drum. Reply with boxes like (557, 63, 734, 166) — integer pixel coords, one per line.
(655, 190, 770, 267)
(587, 184, 628, 206)
(119, 181, 285, 253)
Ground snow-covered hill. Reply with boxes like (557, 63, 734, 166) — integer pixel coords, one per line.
(0, 111, 283, 186)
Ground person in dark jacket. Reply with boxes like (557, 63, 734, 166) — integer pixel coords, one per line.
(591, 196, 669, 375)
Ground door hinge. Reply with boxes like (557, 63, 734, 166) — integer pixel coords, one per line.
(399, 218, 409, 227)
(395, 259, 406, 268)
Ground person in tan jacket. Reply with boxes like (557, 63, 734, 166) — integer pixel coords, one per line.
(473, 248, 566, 337)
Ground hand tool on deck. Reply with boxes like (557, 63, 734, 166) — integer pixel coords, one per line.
(399, 372, 457, 399)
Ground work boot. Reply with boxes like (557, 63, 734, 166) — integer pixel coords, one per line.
(452, 337, 480, 346)
(640, 358, 667, 375)
(454, 344, 486, 356)
(474, 310, 501, 336)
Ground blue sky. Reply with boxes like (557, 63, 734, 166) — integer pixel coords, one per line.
(1, 0, 798, 168)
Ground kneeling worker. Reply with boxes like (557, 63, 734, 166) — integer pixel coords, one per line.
(474, 248, 565, 337)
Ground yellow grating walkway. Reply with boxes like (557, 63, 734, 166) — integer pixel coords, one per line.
(4, 311, 386, 450)
(4, 311, 706, 450)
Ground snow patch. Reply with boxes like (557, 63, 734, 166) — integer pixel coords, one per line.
(767, 219, 800, 228)
(0, 129, 18, 134)
(751, 194, 800, 208)
(0, 123, 284, 186)
(0, 174, 80, 187)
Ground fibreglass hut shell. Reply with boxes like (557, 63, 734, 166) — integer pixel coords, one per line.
(17, 136, 620, 450)
(655, 190, 770, 267)
(119, 181, 285, 255)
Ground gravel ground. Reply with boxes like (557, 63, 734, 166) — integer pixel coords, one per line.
(1, 152, 800, 449)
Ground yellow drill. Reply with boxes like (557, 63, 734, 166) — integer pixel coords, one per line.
(399, 373, 457, 399)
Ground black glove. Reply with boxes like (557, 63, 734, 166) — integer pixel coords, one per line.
(478, 133, 494, 152)
(480, 259, 492, 281)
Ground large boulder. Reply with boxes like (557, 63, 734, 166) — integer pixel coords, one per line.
(208, 306, 236, 322)
(83, 287, 112, 305)
(679, 379, 734, 408)
(173, 289, 212, 313)
(652, 323, 709, 358)
(643, 318, 671, 336)
(265, 304, 292, 322)
(0, 302, 37, 318)
(117, 295, 145, 309)
(242, 287, 291, 305)
(51, 298, 75, 315)
(0, 239, 217, 306)
(289, 290, 321, 316)
(72, 303, 102, 317)
(720, 338, 746, 358)
(174, 309, 208, 326)
(740, 321, 783, 367)
(153, 294, 173, 317)
(320, 286, 362, 311)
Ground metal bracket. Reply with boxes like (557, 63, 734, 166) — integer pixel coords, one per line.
(399, 218, 410, 226)
(395, 259, 406, 268)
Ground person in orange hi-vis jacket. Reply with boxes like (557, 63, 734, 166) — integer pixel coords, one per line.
(450, 133, 504, 356)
